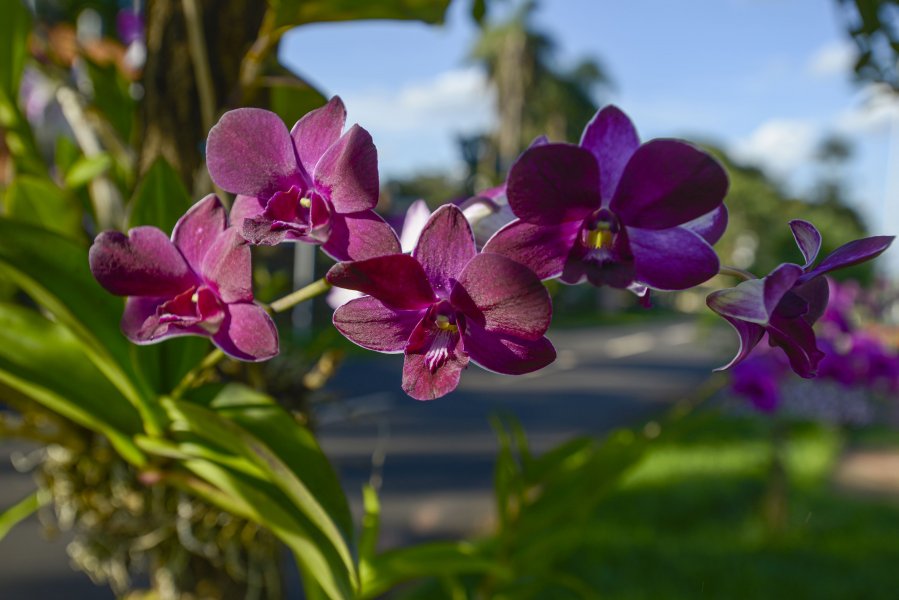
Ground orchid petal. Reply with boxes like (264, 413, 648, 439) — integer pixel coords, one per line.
(402, 346, 468, 401)
(711, 315, 765, 372)
(464, 321, 555, 375)
(90, 227, 196, 297)
(706, 263, 803, 325)
(290, 96, 347, 171)
(326, 254, 435, 310)
(322, 210, 401, 261)
(483, 219, 581, 280)
(201, 228, 252, 303)
(400, 199, 431, 253)
(332, 296, 421, 353)
(212, 303, 279, 362)
(314, 124, 379, 213)
(681, 205, 729, 245)
(172, 194, 227, 272)
(802, 235, 895, 281)
(206, 108, 303, 197)
(579, 105, 640, 201)
(610, 139, 728, 229)
(452, 252, 551, 341)
(230, 195, 266, 227)
(789, 219, 822, 269)
(792, 275, 830, 325)
(414, 205, 476, 298)
(766, 313, 824, 378)
(506, 144, 600, 225)
(629, 226, 719, 290)
(121, 296, 205, 343)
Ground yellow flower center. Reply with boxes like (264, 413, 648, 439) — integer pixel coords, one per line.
(299, 197, 312, 208)
(435, 313, 458, 333)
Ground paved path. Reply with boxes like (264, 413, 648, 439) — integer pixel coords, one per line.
(0, 317, 729, 597)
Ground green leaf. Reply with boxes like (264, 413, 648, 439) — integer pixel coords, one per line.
(360, 541, 508, 599)
(4, 176, 84, 240)
(128, 157, 193, 234)
(359, 484, 380, 563)
(0, 0, 31, 100)
(0, 303, 145, 465)
(0, 219, 160, 432)
(83, 57, 134, 142)
(0, 491, 45, 542)
(264, 73, 327, 127)
(183, 458, 355, 600)
(270, 0, 452, 28)
(64, 153, 112, 189)
(163, 388, 357, 591)
(134, 336, 211, 396)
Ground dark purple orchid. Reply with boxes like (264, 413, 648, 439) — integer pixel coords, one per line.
(89, 195, 278, 361)
(326, 205, 556, 400)
(483, 105, 729, 292)
(707, 220, 893, 378)
(730, 351, 788, 413)
(205, 97, 400, 261)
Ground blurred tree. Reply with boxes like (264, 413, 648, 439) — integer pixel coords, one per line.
(709, 146, 873, 283)
(836, 0, 899, 92)
(468, 0, 611, 183)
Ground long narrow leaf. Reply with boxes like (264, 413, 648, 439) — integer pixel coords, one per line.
(0, 491, 45, 542)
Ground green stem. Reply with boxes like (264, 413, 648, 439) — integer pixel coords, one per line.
(269, 277, 332, 314)
(718, 265, 756, 281)
(171, 348, 225, 400)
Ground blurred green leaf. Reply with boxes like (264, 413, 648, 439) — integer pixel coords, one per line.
(128, 157, 193, 234)
(163, 388, 357, 592)
(64, 153, 112, 189)
(182, 458, 356, 600)
(5, 176, 84, 240)
(134, 336, 211, 396)
(83, 58, 134, 142)
(360, 541, 507, 599)
(0, 490, 44, 542)
(55, 136, 81, 176)
(0, 0, 31, 100)
(0, 303, 145, 464)
(359, 484, 380, 563)
(270, 0, 452, 28)
(264, 73, 327, 126)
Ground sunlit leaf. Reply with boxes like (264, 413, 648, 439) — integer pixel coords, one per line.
(360, 541, 507, 599)
(0, 303, 145, 465)
(64, 152, 112, 189)
(0, 0, 30, 100)
(0, 491, 45, 542)
(269, 0, 452, 28)
(4, 176, 84, 240)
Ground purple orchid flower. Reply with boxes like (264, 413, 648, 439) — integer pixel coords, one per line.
(730, 351, 788, 413)
(483, 105, 729, 291)
(205, 97, 400, 261)
(326, 204, 556, 401)
(707, 220, 893, 378)
(89, 195, 278, 361)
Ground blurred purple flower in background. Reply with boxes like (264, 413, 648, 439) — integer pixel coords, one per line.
(709, 220, 893, 378)
(483, 105, 728, 291)
(206, 97, 400, 261)
(89, 195, 278, 361)
(327, 205, 555, 400)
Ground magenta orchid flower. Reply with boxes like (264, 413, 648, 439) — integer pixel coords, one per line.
(326, 205, 556, 400)
(483, 105, 729, 291)
(205, 96, 400, 261)
(707, 220, 893, 378)
(89, 195, 278, 361)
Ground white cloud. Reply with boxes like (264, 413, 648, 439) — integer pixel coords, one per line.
(835, 84, 899, 136)
(344, 68, 494, 134)
(807, 40, 856, 79)
(339, 68, 495, 177)
(730, 118, 820, 175)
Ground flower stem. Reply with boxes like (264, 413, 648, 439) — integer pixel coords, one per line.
(718, 265, 756, 281)
(171, 348, 225, 399)
(269, 277, 332, 314)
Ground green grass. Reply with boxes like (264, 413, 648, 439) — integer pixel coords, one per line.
(557, 413, 899, 599)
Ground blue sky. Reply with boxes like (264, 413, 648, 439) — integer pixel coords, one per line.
(280, 0, 898, 263)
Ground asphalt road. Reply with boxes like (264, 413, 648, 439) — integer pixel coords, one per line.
(0, 317, 730, 598)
